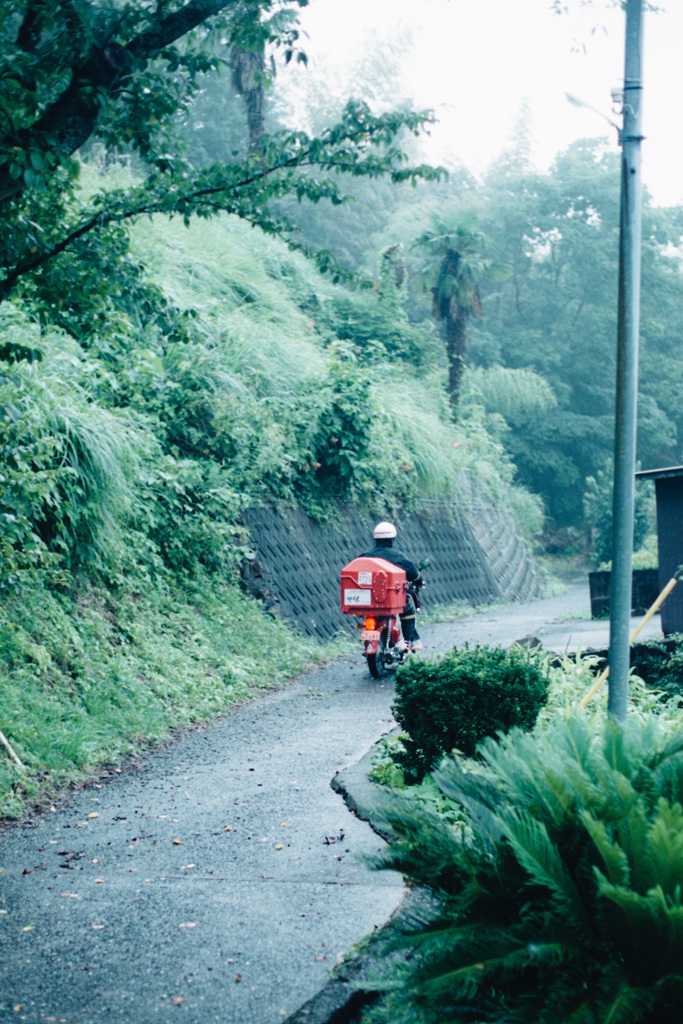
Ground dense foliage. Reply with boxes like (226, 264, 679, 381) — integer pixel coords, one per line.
(0, 206, 536, 591)
(469, 140, 683, 531)
(6, 1, 680, 552)
(392, 643, 550, 779)
(368, 713, 683, 1024)
(0, 0, 443, 303)
(630, 636, 683, 703)
(584, 459, 654, 566)
(0, 199, 537, 814)
(283, 119, 683, 544)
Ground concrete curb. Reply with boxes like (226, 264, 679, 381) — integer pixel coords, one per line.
(330, 736, 398, 843)
(282, 959, 377, 1024)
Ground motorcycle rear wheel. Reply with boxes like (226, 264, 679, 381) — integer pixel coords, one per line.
(367, 629, 389, 678)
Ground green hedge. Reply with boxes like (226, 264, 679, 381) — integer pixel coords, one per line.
(392, 642, 549, 778)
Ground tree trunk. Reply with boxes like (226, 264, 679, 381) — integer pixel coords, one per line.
(445, 312, 468, 411)
(230, 44, 265, 155)
(0, 0, 241, 205)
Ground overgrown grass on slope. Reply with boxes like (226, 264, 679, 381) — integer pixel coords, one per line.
(0, 573, 338, 819)
(131, 215, 543, 532)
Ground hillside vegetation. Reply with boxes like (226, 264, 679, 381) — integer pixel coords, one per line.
(0, 192, 537, 817)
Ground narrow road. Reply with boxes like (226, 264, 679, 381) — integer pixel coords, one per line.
(0, 583, 662, 1024)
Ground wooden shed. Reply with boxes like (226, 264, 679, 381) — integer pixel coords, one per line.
(635, 465, 683, 635)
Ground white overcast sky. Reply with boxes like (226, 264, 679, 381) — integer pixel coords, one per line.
(293, 0, 683, 208)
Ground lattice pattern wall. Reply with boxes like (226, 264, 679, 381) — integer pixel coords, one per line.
(467, 504, 541, 604)
(241, 502, 541, 640)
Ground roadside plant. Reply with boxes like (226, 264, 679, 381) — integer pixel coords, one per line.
(629, 636, 683, 703)
(392, 642, 549, 779)
(367, 712, 683, 1024)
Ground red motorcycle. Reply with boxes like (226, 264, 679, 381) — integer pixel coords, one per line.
(340, 556, 426, 677)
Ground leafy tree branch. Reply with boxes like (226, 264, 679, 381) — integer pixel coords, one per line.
(0, 102, 442, 298)
(0, 0, 307, 203)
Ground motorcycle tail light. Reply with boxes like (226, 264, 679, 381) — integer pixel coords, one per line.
(364, 616, 376, 631)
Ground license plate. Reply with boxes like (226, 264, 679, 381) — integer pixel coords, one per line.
(361, 630, 381, 641)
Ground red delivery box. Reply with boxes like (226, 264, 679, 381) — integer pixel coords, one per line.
(340, 557, 406, 616)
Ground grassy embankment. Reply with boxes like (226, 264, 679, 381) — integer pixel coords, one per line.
(0, 576, 337, 819)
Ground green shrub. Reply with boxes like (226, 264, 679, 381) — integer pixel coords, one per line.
(392, 642, 549, 779)
(631, 635, 683, 702)
(368, 713, 683, 1024)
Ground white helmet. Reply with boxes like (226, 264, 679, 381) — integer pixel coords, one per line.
(373, 521, 397, 540)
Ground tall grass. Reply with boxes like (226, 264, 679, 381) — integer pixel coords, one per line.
(132, 216, 328, 390)
(131, 211, 541, 535)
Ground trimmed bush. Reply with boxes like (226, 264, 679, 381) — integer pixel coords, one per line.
(392, 642, 549, 778)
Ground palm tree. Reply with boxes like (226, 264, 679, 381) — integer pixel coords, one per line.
(415, 213, 510, 410)
(230, 42, 266, 154)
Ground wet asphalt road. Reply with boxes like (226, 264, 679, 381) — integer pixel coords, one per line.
(0, 582, 663, 1024)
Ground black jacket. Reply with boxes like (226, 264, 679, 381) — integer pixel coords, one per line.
(361, 541, 421, 584)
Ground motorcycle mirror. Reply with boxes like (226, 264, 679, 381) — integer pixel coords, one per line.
(418, 557, 430, 571)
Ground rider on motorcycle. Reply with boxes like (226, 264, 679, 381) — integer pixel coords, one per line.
(362, 522, 424, 651)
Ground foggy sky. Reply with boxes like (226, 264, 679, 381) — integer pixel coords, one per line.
(293, 0, 683, 208)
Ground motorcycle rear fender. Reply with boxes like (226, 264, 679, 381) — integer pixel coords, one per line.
(364, 639, 379, 655)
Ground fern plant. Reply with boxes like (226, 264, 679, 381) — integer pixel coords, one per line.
(367, 712, 683, 1024)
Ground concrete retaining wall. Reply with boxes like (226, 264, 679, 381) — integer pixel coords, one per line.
(241, 501, 541, 640)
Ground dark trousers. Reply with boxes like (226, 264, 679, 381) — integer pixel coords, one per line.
(400, 595, 420, 642)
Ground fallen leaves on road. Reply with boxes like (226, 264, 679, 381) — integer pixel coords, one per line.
(171, 996, 184, 1005)
(87, 812, 100, 819)
(172, 839, 183, 845)
(275, 844, 283, 851)
(178, 922, 197, 929)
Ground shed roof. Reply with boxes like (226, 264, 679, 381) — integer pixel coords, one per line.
(635, 465, 683, 481)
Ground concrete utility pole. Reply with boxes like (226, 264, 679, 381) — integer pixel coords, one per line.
(608, 0, 645, 721)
